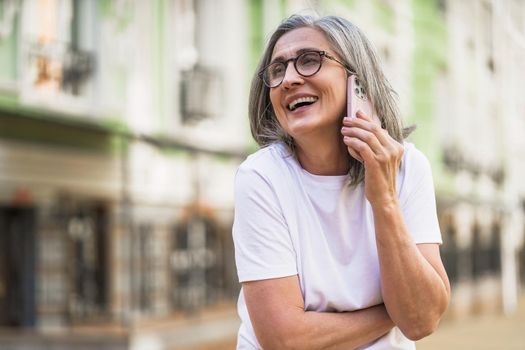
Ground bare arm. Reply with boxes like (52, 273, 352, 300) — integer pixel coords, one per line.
(373, 204, 450, 340)
(342, 111, 451, 340)
(243, 275, 393, 350)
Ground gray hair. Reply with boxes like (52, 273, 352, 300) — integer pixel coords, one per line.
(248, 14, 414, 186)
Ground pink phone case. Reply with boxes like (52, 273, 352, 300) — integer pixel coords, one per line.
(346, 75, 374, 119)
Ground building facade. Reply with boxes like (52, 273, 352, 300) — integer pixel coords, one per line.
(0, 0, 251, 348)
(0, 0, 524, 349)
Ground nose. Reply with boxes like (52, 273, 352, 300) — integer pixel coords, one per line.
(281, 61, 304, 89)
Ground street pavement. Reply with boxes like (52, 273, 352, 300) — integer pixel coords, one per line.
(3, 296, 523, 350)
(417, 293, 525, 350)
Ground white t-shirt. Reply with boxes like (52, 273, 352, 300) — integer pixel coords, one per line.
(233, 142, 442, 349)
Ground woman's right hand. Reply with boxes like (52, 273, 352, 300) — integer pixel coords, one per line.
(341, 110, 404, 207)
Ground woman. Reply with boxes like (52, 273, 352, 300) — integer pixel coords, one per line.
(233, 14, 450, 349)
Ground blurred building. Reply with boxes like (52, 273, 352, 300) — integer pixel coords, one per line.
(0, 0, 252, 349)
(434, 0, 525, 317)
(0, 0, 524, 350)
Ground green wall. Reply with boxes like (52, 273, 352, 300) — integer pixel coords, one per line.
(408, 0, 447, 168)
(0, 14, 18, 82)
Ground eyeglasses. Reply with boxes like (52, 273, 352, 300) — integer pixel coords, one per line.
(259, 50, 352, 88)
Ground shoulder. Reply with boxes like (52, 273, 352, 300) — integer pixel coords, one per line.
(233, 144, 293, 228)
(397, 142, 434, 196)
(237, 142, 293, 180)
(400, 142, 433, 177)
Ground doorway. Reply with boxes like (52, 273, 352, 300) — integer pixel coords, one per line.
(0, 206, 37, 327)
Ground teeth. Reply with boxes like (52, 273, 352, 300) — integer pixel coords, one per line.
(288, 96, 318, 111)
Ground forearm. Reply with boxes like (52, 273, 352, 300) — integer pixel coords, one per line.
(278, 304, 393, 350)
(245, 277, 394, 350)
(372, 200, 449, 339)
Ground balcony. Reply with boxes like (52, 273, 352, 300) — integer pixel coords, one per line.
(22, 39, 96, 113)
(179, 65, 223, 124)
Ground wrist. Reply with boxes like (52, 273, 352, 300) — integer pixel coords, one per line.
(369, 196, 400, 212)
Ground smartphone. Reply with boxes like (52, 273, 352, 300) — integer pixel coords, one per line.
(346, 75, 374, 119)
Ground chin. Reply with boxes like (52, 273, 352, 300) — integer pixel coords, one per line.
(287, 123, 321, 139)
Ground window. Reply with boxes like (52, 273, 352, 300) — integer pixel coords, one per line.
(22, 0, 96, 104)
(171, 214, 222, 311)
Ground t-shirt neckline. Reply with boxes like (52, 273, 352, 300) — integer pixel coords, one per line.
(299, 166, 348, 190)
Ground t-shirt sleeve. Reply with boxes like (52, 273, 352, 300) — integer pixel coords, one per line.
(233, 164, 298, 283)
(399, 146, 443, 244)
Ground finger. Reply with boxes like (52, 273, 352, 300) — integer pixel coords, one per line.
(343, 136, 375, 164)
(341, 126, 383, 155)
(348, 146, 363, 163)
(342, 112, 372, 128)
(356, 110, 383, 129)
(342, 136, 364, 162)
(343, 113, 378, 130)
(356, 109, 374, 122)
(356, 111, 400, 152)
(343, 115, 392, 148)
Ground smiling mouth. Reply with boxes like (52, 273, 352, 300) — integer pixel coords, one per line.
(288, 96, 318, 111)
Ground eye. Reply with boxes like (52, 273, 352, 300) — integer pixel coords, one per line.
(298, 52, 321, 67)
(268, 63, 285, 78)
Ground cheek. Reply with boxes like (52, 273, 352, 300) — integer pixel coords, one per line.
(319, 74, 346, 103)
(269, 91, 280, 112)
(270, 91, 286, 119)
(325, 84, 346, 112)
(336, 78, 347, 101)
(269, 91, 286, 127)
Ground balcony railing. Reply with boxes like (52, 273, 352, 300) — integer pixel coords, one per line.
(26, 40, 95, 97)
(179, 65, 223, 124)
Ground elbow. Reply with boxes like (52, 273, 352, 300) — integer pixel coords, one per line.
(256, 327, 304, 350)
(399, 295, 450, 341)
(251, 310, 311, 349)
(257, 336, 285, 350)
(401, 321, 438, 341)
(258, 336, 301, 350)
(399, 316, 441, 341)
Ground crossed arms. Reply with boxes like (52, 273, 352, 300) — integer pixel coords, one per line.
(244, 242, 449, 350)
(243, 204, 450, 350)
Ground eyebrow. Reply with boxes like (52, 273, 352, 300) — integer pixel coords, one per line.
(270, 47, 320, 65)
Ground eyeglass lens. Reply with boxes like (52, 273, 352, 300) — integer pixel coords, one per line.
(264, 51, 323, 87)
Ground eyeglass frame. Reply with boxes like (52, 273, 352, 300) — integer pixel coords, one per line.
(258, 50, 356, 88)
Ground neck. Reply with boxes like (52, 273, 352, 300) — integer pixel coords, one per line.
(294, 133, 350, 176)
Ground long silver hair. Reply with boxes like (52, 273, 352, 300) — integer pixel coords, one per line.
(248, 14, 413, 186)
